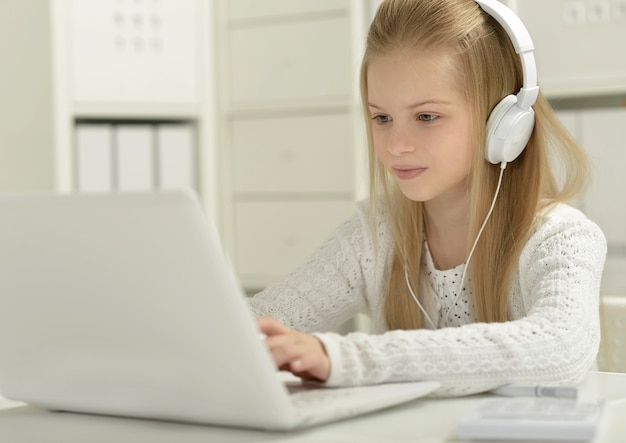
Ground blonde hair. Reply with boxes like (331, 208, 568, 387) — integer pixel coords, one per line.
(361, 0, 590, 329)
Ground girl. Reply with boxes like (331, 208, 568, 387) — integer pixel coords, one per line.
(249, 0, 607, 396)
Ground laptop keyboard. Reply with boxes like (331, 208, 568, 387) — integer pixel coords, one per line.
(286, 381, 357, 408)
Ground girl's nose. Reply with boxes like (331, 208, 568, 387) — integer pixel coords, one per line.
(386, 125, 416, 156)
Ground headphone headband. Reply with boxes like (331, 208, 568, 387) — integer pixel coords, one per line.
(475, 0, 539, 165)
(475, 0, 539, 108)
(475, 0, 534, 52)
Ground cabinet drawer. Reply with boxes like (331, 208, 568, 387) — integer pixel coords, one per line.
(227, 0, 349, 22)
(70, 0, 199, 104)
(234, 200, 355, 288)
(602, 256, 626, 295)
(232, 113, 354, 194)
(581, 108, 626, 246)
(580, 108, 626, 299)
(229, 17, 352, 109)
(515, 1, 626, 97)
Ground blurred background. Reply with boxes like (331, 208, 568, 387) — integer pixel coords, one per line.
(0, 0, 624, 307)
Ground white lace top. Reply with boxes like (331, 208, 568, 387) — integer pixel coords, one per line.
(248, 201, 607, 396)
(422, 241, 477, 328)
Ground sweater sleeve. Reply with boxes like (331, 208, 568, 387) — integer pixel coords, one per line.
(315, 206, 607, 396)
(248, 201, 381, 333)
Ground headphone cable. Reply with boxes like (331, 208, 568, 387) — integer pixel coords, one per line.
(405, 161, 507, 328)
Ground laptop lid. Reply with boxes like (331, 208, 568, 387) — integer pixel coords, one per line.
(0, 192, 299, 429)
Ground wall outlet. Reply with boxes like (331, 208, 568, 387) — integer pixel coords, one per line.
(563, 0, 586, 25)
(613, 0, 626, 19)
(587, 0, 612, 22)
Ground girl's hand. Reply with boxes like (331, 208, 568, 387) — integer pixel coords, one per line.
(256, 316, 330, 382)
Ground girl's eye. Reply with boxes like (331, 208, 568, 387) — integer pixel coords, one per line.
(373, 115, 391, 124)
(418, 114, 438, 122)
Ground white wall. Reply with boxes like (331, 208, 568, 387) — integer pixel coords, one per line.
(0, 1, 56, 192)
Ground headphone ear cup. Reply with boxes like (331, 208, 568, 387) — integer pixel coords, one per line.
(485, 94, 535, 164)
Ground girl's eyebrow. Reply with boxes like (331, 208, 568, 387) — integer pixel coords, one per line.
(368, 100, 453, 110)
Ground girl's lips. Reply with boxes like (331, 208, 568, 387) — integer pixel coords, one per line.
(393, 167, 427, 180)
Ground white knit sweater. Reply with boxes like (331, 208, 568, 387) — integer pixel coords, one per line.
(248, 201, 607, 396)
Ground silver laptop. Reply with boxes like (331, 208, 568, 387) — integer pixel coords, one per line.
(0, 192, 439, 430)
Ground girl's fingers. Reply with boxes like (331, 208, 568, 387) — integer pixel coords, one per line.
(268, 336, 330, 381)
(268, 342, 311, 368)
(255, 316, 330, 381)
(256, 316, 289, 336)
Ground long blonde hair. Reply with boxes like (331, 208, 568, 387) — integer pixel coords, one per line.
(361, 0, 590, 329)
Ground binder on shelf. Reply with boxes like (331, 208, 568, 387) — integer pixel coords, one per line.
(156, 124, 195, 192)
(115, 124, 154, 192)
(75, 124, 113, 192)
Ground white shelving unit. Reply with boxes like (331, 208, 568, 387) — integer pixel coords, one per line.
(214, 0, 371, 290)
(48, 0, 218, 217)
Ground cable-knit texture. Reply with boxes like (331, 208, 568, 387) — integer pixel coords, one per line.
(248, 201, 607, 396)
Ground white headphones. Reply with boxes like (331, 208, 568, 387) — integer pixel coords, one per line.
(475, 0, 539, 165)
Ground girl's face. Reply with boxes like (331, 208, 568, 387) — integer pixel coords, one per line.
(367, 49, 475, 205)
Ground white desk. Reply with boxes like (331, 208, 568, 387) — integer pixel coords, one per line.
(1, 371, 625, 443)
